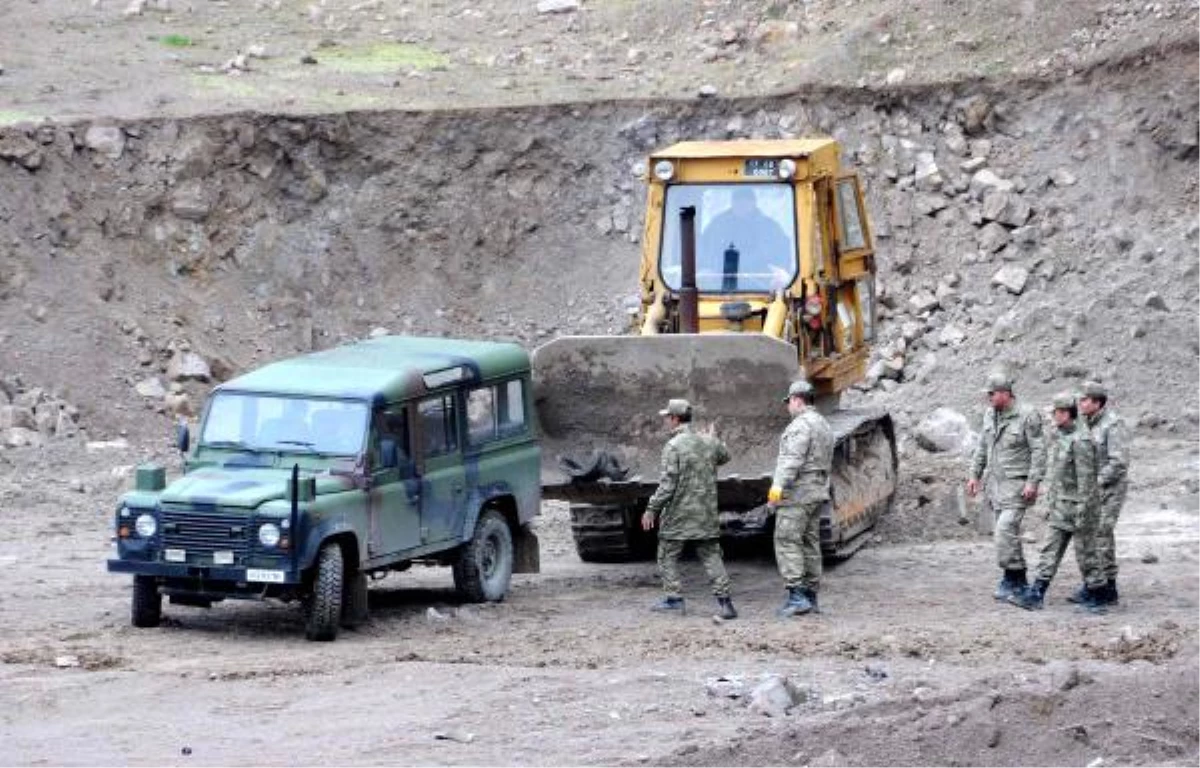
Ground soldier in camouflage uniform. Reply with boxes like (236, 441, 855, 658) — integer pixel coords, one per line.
(767, 379, 834, 617)
(641, 398, 737, 620)
(1009, 392, 1106, 611)
(967, 371, 1047, 601)
(1074, 380, 1129, 606)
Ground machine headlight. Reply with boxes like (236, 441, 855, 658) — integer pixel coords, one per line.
(258, 523, 281, 548)
(778, 159, 797, 179)
(135, 513, 158, 538)
(653, 160, 675, 181)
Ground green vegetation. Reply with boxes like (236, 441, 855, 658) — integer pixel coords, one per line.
(155, 34, 195, 47)
(319, 42, 448, 74)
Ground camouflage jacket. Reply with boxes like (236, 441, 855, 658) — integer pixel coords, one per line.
(645, 425, 731, 540)
(1085, 406, 1129, 488)
(970, 402, 1046, 486)
(1045, 420, 1097, 507)
(771, 409, 834, 505)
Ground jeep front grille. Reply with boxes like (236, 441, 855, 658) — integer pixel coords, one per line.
(159, 509, 253, 558)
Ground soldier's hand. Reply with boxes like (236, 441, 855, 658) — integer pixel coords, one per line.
(641, 510, 656, 531)
(966, 478, 980, 497)
(1022, 483, 1039, 502)
(767, 486, 783, 506)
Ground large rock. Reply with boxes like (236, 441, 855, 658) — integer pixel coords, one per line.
(916, 408, 974, 453)
(84, 125, 125, 159)
(981, 191, 1032, 227)
(992, 265, 1029, 295)
(0, 405, 36, 431)
(747, 675, 803, 717)
(167, 351, 212, 382)
(0, 132, 43, 170)
(978, 222, 1010, 253)
(970, 169, 1014, 197)
(536, 0, 579, 12)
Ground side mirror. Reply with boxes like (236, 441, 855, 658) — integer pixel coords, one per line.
(176, 421, 190, 454)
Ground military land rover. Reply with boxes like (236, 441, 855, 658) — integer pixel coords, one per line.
(107, 336, 541, 641)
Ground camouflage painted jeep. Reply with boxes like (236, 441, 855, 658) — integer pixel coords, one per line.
(107, 336, 541, 641)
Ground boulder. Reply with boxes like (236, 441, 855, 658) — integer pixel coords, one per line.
(915, 407, 973, 453)
(84, 125, 125, 159)
(992, 265, 1029, 295)
(981, 191, 1032, 227)
(747, 675, 802, 717)
(166, 351, 212, 382)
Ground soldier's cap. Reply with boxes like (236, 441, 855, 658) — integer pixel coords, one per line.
(983, 371, 1014, 393)
(782, 379, 815, 402)
(1051, 391, 1077, 410)
(658, 398, 693, 417)
(1081, 380, 1107, 399)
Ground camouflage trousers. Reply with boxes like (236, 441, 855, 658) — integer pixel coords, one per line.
(988, 479, 1032, 571)
(1095, 481, 1128, 581)
(1034, 500, 1104, 588)
(774, 501, 823, 591)
(657, 538, 731, 599)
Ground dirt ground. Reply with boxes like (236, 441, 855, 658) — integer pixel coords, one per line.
(1, 1, 1198, 766)
(0, 433, 1196, 766)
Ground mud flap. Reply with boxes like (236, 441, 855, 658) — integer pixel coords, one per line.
(513, 525, 540, 574)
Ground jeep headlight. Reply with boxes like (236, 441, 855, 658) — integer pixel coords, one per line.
(258, 523, 281, 548)
(777, 158, 797, 179)
(653, 160, 675, 181)
(135, 513, 157, 538)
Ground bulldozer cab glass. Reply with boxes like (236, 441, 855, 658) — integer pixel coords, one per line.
(658, 183, 798, 293)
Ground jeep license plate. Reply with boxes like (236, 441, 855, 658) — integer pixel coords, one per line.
(164, 549, 186, 563)
(246, 569, 285, 583)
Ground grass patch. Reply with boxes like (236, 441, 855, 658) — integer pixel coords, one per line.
(154, 33, 196, 47)
(319, 42, 448, 74)
(0, 110, 42, 126)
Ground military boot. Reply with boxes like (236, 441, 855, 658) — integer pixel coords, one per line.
(801, 588, 820, 614)
(1008, 579, 1048, 611)
(715, 597, 738, 620)
(994, 569, 1027, 601)
(1076, 585, 1109, 615)
(1066, 583, 1090, 604)
(650, 596, 685, 614)
(777, 587, 813, 618)
(1107, 578, 1119, 605)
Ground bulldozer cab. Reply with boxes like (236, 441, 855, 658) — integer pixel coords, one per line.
(638, 139, 877, 396)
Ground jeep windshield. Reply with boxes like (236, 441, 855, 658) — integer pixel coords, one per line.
(200, 393, 369, 455)
(659, 183, 798, 293)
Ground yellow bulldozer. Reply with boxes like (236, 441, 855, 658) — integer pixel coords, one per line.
(533, 138, 897, 562)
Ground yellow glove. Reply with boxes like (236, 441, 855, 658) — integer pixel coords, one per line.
(767, 486, 783, 504)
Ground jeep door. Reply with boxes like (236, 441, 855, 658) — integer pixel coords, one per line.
(415, 393, 466, 546)
(367, 405, 421, 558)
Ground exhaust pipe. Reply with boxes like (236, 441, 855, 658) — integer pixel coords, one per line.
(679, 206, 699, 333)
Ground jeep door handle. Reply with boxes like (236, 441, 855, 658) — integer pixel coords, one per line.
(453, 485, 464, 495)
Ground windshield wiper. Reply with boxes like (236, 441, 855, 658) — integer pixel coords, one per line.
(274, 440, 318, 452)
(203, 440, 258, 452)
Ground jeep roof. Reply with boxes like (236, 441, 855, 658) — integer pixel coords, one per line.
(215, 336, 530, 403)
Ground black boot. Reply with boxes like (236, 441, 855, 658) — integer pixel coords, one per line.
(1077, 585, 1109, 614)
(994, 569, 1026, 601)
(715, 596, 738, 620)
(801, 587, 820, 614)
(1008, 578, 1048, 610)
(1108, 578, 1119, 605)
(1066, 583, 1090, 604)
(777, 587, 813, 617)
(650, 596, 685, 614)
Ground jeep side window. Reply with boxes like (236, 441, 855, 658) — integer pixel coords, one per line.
(418, 395, 458, 457)
(466, 379, 528, 447)
(372, 407, 411, 474)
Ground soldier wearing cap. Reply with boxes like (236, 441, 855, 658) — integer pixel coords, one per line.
(1075, 380, 1129, 606)
(1009, 392, 1105, 611)
(966, 371, 1047, 601)
(641, 398, 737, 620)
(767, 379, 834, 617)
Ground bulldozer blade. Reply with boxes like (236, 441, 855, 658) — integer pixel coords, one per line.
(532, 334, 801, 494)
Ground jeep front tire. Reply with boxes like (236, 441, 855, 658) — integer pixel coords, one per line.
(453, 510, 514, 603)
(304, 541, 344, 641)
(131, 575, 162, 628)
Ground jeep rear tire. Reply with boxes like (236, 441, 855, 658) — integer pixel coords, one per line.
(131, 575, 162, 628)
(304, 542, 344, 641)
(453, 510, 513, 603)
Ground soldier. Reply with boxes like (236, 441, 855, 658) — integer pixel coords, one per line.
(966, 371, 1047, 601)
(767, 379, 834, 617)
(1009, 392, 1106, 611)
(1074, 380, 1129, 606)
(641, 398, 737, 620)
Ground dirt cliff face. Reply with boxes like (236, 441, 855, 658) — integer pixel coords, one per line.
(1, 45, 1196, 449)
